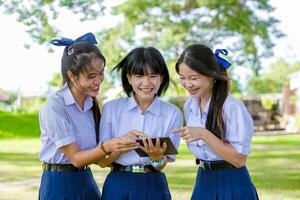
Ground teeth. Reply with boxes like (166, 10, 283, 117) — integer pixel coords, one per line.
(140, 88, 152, 92)
(189, 89, 198, 93)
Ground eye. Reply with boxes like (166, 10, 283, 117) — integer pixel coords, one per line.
(88, 75, 96, 79)
(133, 75, 142, 78)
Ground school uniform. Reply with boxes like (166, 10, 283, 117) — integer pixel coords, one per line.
(100, 96, 183, 200)
(184, 95, 259, 200)
(38, 84, 101, 200)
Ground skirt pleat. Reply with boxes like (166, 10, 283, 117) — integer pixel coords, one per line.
(191, 166, 259, 200)
(39, 169, 101, 200)
(101, 171, 171, 200)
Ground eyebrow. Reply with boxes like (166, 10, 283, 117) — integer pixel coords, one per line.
(179, 74, 198, 78)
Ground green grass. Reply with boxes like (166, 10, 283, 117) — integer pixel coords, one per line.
(0, 111, 300, 199)
(0, 111, 39, 138)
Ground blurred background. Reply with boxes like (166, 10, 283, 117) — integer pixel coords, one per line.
(0, 0, 299, 199)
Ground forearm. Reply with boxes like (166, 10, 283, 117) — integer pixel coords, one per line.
(97, 152, 120, 168)
(60, 144, 107, 168)
(203, 131, 247, 168)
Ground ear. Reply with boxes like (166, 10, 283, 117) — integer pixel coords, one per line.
(126, 74, 133, 86)
(67, 71, 76, 83)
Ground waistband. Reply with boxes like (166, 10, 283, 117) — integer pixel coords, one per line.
(111, 163, 158, 173)
(196, 159, 235, 170)
(42, 163, 90, 172)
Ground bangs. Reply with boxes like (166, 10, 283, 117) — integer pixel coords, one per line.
(80, 55, 103, 75)
(184, 55, 229, 81)
(127, 51, 165, 76)
(129, 64, 161, 75)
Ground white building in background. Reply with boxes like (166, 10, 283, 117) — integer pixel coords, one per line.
(284, 71, 300, 133)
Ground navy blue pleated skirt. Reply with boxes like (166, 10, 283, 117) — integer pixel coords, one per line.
(101, 171, 171, 200)
(39, 168, 101, 200)
(191, 166, 259, 200)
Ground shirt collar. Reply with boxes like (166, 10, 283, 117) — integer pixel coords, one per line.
(62, 83, 93, 112)
(127, 96, 161, 116)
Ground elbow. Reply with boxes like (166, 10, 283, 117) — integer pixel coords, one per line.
(69, 155, 85, 168)
(72, 161, 85, 168)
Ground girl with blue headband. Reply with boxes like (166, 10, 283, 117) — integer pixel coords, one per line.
(172, 44, 259, 200)
(38, 33, 143, 200)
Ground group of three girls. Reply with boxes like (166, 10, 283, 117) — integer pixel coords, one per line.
(38, 32, 258, 200)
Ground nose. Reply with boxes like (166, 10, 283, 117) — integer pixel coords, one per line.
(94, 74, 104, 85)
(141, 76, 151, 85)
(183, 80, 193, 89)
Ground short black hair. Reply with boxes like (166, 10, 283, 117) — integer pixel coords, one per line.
(113, 47, 170, 97)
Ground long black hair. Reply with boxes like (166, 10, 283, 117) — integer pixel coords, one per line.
(61, 41, 106, 143)
(175, 44, 230, 141)
(113, 47, 170, 97)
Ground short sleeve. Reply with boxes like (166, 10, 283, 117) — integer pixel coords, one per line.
(167, 107, 183, 162)
(99, 102, 113, 144)
(224, 100, 254, 155)
(39, 98, 76, 148)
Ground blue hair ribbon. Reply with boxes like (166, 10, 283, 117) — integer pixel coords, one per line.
(214, 49, 231, 69)
(50, 32, 97, 46)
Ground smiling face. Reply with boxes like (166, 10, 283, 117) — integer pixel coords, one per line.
(69, 57, 105, 98)
(127, 69, 163, 103)
(178, 63, 214, 99)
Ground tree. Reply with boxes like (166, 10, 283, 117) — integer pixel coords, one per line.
(47, 72, 62, 88)
(1, 0, 284, 97)
(246, 59, 300, 94)
(0, 0, 283, 73)
(0, 0, 105, 45)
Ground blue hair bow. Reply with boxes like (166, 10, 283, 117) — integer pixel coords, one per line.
(50, 32, 97, 46)
(214, 49, 231, 69)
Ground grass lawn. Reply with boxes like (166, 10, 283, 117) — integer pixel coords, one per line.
(0, 111, 300, 199)
(0, 135, 300, 200)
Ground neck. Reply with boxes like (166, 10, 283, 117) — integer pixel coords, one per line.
(199, 91, 212, 111)
(69, 83, 86, 109)
(134, 95, 155, 113)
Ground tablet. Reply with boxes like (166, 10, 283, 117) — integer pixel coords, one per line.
(134, 137, 178, 157)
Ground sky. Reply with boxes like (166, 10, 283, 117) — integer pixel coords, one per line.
(0, 0, 299, 96)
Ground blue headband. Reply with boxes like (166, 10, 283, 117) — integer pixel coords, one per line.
(50, 32, 97, 46)
(214, 49, 231, 70)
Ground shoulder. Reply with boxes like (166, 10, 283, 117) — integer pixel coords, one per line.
(102, 97, 128, 111)
(223, 95, 251, 120)
(159, 98, 180, 110)
(183, 97, 194, 107)
(158, 98, 182, 115)
(183, 97, 194, 113)
(223, 95, 247, 112)
(40, 90, 65, 114)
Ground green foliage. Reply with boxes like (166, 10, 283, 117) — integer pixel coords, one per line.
(246, 60, 300, 94)
(0, 0, 105, 46)
(0, 111, 40, 138)
(0, 0, 283, 74)
(104, 0, 283, 74)
(47, 72, 62, 88)
(261, 97, 275, 110)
